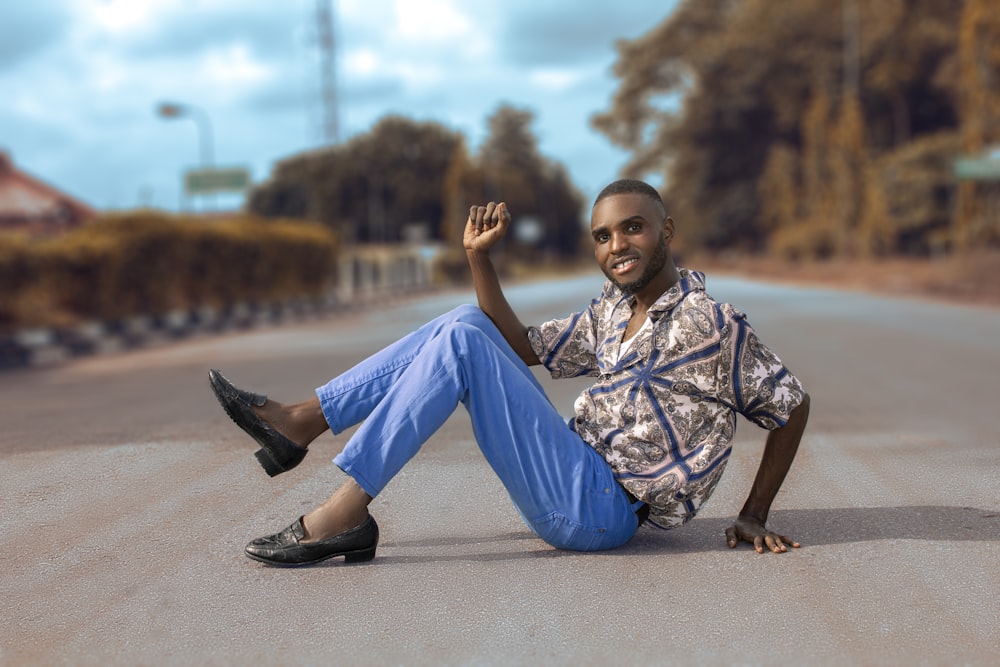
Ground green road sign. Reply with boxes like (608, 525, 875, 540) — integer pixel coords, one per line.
(184, 167, 251, 194)
(953, 157, 1000, 181)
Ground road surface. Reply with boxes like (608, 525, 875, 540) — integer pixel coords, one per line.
(2, 274, 998, 665)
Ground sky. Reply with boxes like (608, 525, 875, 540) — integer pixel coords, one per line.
(2, 0, 678, 212)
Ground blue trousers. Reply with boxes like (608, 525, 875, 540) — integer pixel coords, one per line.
(316, 305, 642, 551)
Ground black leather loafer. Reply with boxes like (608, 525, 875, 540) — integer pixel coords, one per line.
(244, 515, 379, 566)
(208, 368, 308, 477)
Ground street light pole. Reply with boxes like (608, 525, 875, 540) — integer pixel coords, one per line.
(157, 102, 215, 167)
(157, 101, 217, 210)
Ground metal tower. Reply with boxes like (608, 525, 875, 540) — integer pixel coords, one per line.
(315, 0, 339, 145)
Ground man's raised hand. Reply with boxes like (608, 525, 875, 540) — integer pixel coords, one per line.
(464, 201, 510, 253)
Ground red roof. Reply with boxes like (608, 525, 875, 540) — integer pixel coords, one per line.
(0, 152, 98, 236)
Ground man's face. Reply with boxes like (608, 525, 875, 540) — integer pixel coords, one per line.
(590, 193, 672, 297)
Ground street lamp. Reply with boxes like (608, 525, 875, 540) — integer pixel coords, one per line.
(156, 101, 249, 211)
(156, 101, 214, 167)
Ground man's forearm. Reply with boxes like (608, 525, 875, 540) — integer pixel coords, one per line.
(466, 249, 540, 365)
(739, 393, 811, 523)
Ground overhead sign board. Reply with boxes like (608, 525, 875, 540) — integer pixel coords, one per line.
(184, 167, 251, 194)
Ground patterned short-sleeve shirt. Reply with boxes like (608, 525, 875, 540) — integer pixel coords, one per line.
(527, 269, 806, 529)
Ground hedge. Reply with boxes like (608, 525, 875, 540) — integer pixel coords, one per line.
(0, 211, 338, 333)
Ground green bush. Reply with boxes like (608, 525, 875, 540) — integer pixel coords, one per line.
(0, 211, 338, 333)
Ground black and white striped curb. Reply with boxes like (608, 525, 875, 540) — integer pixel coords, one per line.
(0, 294, 356, 371)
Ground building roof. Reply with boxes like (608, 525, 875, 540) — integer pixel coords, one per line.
(0, 152, 97, 234)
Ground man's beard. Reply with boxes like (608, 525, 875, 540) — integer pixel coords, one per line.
(603, 240, 668, 295)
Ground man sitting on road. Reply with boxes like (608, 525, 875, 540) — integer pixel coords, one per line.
(209, 178, 811, 566)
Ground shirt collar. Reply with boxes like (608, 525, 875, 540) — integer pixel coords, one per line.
(606, 268, 706, 318)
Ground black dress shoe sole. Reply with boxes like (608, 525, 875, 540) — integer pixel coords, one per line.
(253, 447, 297, 478)
(243, 544, 377, 567)
(244, 516, 379, 567)
(208, 369, 307, 477)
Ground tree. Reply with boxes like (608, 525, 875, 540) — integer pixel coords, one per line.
(477, 104, 585, 258)
(248, 116, 463, 244)
(248, 108, 584, 257)
(440, 140, 484, 246)
(954, 0, 1000, 249)
(595, 0, 986, 256)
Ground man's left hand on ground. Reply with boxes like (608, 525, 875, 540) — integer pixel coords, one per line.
(725, 516, 800, 554)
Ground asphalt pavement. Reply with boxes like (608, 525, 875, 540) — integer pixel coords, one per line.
(2, 274, 998, 666)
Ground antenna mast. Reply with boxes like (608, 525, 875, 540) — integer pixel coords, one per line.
(315, 0, 339, 145)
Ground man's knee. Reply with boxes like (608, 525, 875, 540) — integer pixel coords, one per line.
(443, 321, 489, 350)
(430, 310, 509, 366)
(449, 304, 487, 324)
(447, 304, 499, 334)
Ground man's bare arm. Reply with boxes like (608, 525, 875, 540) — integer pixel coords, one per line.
(464, 202, 540, 366)
(725, 393, 811, 553)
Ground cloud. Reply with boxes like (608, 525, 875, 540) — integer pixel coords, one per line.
(104, 3, 303, 63)
(1, 0, 677, 210)
(0, 2, 73, 67)
(497, 2, 672, 68)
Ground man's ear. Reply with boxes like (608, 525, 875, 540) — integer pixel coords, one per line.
(664, 216, 675, 242)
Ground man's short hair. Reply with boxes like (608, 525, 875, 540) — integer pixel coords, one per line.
(593, 179, 666, 216)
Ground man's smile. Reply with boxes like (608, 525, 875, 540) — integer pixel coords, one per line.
(611, 256, 640, 274)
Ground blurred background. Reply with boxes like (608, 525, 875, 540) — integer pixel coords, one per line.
(2, 0, 999, 348)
